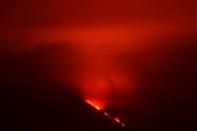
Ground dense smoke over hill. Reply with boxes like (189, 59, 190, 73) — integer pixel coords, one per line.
(0, 0, 197, 130)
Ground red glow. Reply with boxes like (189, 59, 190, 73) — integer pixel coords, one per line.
(114, 117, 125, 127)
(114, 117, 121, 123)
(23, 25, 190, 114)
(1, 0, 196, 129)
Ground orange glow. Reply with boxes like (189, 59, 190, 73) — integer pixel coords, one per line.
(20, 25, 193, 127)
(85, 99, 104, 110)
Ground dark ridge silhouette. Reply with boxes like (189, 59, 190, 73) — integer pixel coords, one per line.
(0, 44, 124, 131)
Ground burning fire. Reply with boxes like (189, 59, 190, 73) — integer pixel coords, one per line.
(85, 99, 104, 110)
(85, 99, 126, 127)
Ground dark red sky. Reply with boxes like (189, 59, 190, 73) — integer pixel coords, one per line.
(0, 0, 196, 28)
(0, 0, 196, 113)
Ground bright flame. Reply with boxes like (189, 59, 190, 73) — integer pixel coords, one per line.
(85, 99, 126, 127)
(85, 99, 104, 110)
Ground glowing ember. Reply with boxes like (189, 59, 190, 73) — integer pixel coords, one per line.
(104, 112, 110, 117)
(85, 99, 126, 127)
(114, 117, 125, 127)
(114, 117, 121, 123)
